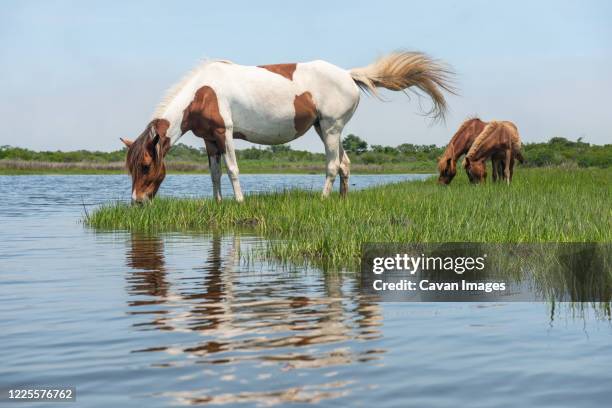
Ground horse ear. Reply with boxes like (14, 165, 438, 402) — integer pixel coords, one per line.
(120, 137, 133, 147)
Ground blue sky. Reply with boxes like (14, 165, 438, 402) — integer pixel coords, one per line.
(1, 0, 610, 152)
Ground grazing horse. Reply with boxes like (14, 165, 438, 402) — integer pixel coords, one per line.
(437, 118, 487, 184)
(463, 121, 524, 184)
(437, 117, 513, 185)
(120, 52, 454, 203)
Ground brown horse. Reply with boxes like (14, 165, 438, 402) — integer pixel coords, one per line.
(437, 118, 487, 184)
(463, 121, 524, 184)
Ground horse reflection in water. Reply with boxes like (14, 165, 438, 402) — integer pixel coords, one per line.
(125, 234, 171, 332)
(124, 233, 384, 405)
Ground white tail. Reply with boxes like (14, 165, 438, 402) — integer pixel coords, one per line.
(350, 51, 455, 120)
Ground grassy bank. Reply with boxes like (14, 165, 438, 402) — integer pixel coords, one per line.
(86, 168, 611, 268)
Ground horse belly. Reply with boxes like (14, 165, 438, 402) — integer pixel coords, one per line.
(231, 97, 301, 145)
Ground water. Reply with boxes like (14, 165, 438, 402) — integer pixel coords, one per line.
(1, 174, 611, 407)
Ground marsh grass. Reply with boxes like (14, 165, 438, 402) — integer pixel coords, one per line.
(87, 168, 611, 268)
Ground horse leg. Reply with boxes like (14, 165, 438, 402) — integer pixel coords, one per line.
(205, 140, 223, 202)
(339, 149, 351, 198)
(509, 156, 515, 182)
(494, 157, 505, 183)
(498, 160, 505, 183)
(222, 129, 244, 202)
(504, 150, 512, 185)
(316, 119, 343, 198)
(491, 158, 499, 182)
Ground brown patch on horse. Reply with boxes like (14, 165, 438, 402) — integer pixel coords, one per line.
(258, 63, 297, 80)
(293, 92, 317, 136)
(181, 86, 227, 153)
(152, 118, 170, 138)
(151, 118, 171, 154)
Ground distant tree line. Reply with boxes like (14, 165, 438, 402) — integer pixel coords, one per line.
(342, 134, 443, 165)
(521, 137, 611, 168)
(1, 135, 610, 168)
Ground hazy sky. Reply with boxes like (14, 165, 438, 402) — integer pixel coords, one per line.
(1, 0, 610, 152)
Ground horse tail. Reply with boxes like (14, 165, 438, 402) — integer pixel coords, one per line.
(350, 51, 455, 120)
(503, 121, 525, 163)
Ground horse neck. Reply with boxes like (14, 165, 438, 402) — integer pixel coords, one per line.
(469, 135, 497, 161)
(156, 108, 184, 147)
(452, 121, 486, 159)
(154, 76, 202, 146)
(441, 144, 456, 162)
(447, 136, 468, 160)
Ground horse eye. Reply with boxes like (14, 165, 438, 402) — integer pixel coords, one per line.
(142, 164, 150, 174)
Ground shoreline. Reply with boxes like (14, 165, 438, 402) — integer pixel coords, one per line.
(0, 159, 434, 175)
(85, 168, 612, 269)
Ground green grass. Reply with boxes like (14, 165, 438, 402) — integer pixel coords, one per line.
(86, 168, 611, 268)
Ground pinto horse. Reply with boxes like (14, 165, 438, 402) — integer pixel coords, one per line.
(462, 121, 524, 184)
(121, 52, 454, 203)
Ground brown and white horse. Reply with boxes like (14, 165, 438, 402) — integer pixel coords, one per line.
(121, 52, 454, 203)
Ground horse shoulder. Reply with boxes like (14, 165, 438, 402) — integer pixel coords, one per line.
(180, 85, 228, 143)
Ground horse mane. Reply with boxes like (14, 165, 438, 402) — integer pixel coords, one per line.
(466, 121, 522, 160)
(437, 153, 450, 173)
(152, 59, 233, 118)
(466, 121, 499, 159)
(449, 117, 482, 145)
(125, 121, 161, 179)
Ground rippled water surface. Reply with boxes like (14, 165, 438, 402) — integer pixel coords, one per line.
(1, 174, 611, 407)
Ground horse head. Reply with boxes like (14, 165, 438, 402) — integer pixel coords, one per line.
(437, 144, 457, 185)
(121, 119, 171, 203)
(463, 156, 486, 184)
(437, 153, 457, 185)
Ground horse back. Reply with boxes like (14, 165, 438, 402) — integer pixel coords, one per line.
(200, 61, 360, 143)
